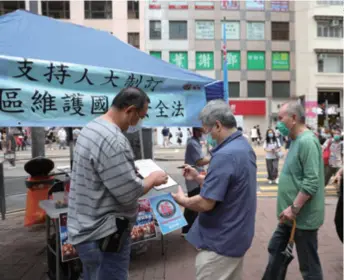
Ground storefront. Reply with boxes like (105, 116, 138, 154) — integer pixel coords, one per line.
(229, 99, 267, 133)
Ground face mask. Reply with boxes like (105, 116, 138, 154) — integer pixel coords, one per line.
(126, 118, 143, 134)
(334, 135, 341, 142)
(276, 121, 290, 137)
(268, 133, 273, 138)
(126, 111, 143, 134)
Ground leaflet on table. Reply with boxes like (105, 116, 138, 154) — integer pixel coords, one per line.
(134, 159, 178, 190)
(131, 198, 158, 244)
(149, 193, 187, 235)
(59, 213, 79, 262)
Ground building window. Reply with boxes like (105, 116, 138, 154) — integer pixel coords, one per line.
(150, 51, 162, 59)
(271, 1, 289, 11)
(168, 1, 188, 9)
(0, 1, 25, 15)
(220, 0, 239, 10)
(195, 21, 215, 40)
(272, 81, 290, 98)
(228, 82, 240, 97)
(317, 20, 343, 38)
(84, 1, 112, 19)
(271, 22, 289, 40)
(222, 21, 240, 40)
(195, 52, 214, 70)
(42, 1, 70, 19)
(169, 52, 188, 69)
(226, 51, 241, 70)
(317, 53, 343, 73)
(272, 52, 290, 70)
(247, 52, 265, 70)
(246, 0, 265, 10)
(317, 0, 343, 5)
(127, 1, 139, 19)
(150, 21, 161, 40)
(247, 22, 265, 40)
(128, 32, 140, 49)
(248, 81, 266, 98)
(169, 21, 187, 40)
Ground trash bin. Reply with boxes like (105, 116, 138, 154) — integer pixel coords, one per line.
(24, 157, 55, 227)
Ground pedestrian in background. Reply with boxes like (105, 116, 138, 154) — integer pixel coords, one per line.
(322, 129, 343, 186)
(162, 126, 170, 147)
(68, 87, 168, 280)
(181, 127, 210, 237)
(57, 128, 67, 150)
(173, 100, 257, 280)
(263, 128, 281, 185)
(263, 101, 324, 280)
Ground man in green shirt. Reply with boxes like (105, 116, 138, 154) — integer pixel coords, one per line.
(263, 101, 324, 280)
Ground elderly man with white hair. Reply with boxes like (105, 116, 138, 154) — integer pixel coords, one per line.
(262, 101, 325, 280)
(172, 99, 257, 280)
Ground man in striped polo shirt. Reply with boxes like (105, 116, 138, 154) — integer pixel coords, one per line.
(67, 87, 168, 280)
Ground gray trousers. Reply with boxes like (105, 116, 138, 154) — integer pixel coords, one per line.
(266, 159, 279, 181)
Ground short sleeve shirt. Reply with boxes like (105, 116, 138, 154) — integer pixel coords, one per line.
(186, 131, 257, 257)
(184, 137, 204, 192)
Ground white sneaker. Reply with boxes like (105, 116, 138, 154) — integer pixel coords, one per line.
(268, 180, 273, 185)
(275, 178, 279, 184)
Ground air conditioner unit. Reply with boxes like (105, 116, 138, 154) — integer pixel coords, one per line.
(331, 19, 340, 27)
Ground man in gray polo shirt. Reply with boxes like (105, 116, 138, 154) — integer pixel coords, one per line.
(182, 127, 210, 236)
(67, 87, 168, 280)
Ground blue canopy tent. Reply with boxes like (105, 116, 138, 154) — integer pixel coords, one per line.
(0, 10, 223, 121)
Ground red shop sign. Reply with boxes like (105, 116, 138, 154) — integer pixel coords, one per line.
(229, 100, 266, 116)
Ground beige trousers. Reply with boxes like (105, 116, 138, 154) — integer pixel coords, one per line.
(195, 250, 244, 280)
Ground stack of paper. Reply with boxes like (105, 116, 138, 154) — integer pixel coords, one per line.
(134, 159, 177, 190)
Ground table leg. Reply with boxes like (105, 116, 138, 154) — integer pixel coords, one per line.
(161, 234, 165, 256)
(55, 219, 61, 280)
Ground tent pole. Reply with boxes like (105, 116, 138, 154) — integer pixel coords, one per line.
(139, 129, 145, 159)
(68, 128, 73, 169)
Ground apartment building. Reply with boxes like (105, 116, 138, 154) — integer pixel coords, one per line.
(0, 0, 144, 51)
(145, 0, 296, 130)
(295, 0, 343, 129)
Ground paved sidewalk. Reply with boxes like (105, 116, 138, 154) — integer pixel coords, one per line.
(0, 198, 342, 280)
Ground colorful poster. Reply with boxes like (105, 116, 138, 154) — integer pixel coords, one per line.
(149, 0, 161, 9)
(227, 51, 241, 70)
(149, 193, 187, 235)
(272, 52, 289, 70)
(0, 55, 210, 127)
(247, 51, 265, 70)
(195, 1, 214, 9)
(246, 0, 265, 10)
(195, 21, 215, 40)
(196, 52, 214, 70)
(220, 0, 239, 9)
(271, 1, 289, 11)
(169, 1, 188, 9)
(131, 199, 157, 244)
(222, 21, 240, 40)
(247, 22, 265, 40)
(305, 101, 319, 118)
(169, 52, 188, 69)
(59, 213, 78, 262)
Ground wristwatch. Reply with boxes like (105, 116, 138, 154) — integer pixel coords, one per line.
(291, 203, 300, 215)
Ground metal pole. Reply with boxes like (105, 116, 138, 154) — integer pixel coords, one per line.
(139, 129, 145, 159)
(67, 128, 73, 169)
(0, 162, 6, 220)
(31, 127, 46, 158)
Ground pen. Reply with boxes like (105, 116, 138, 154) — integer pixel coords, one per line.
(177, 165, 197, 169)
